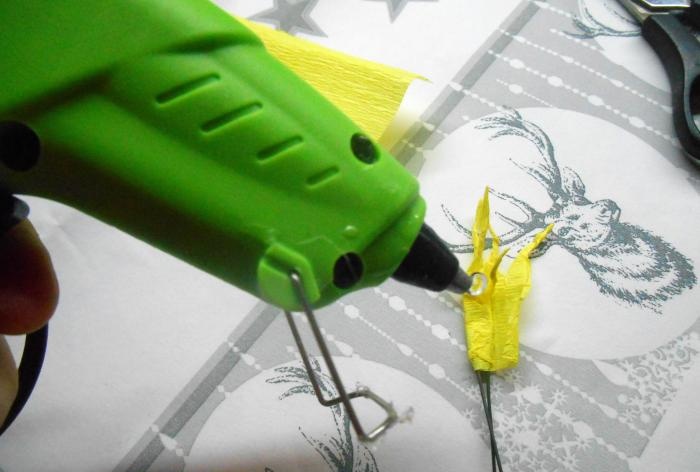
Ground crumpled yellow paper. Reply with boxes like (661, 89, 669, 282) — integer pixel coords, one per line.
(240, 18, 420, 140)
(464, 188, 553, 372)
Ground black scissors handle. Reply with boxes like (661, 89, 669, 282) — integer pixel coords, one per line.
(641, 4, 700, 166)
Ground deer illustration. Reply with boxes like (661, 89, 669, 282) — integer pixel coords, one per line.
(442, 109, 696, 313)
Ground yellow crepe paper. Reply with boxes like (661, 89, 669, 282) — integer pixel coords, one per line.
(240, 18, 420, 141)
(464, 188, 553, 372)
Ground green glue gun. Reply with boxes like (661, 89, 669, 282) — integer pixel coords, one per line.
(0, 0, 475, 309)
(0, 0, 480, 440)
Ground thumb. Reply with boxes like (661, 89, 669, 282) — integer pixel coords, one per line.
(0, 220, 58, 335)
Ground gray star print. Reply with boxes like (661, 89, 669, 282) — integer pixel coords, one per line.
(366, 0, 438, 22)
(249, 0, 326, 37)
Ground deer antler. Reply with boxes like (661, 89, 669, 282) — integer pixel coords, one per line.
(438, 110, 574, 256)
(441, 189, 551, 254)
(488, 188, 546, 245)
(476, 109, 565, 202)
(440, 203, 474, 253)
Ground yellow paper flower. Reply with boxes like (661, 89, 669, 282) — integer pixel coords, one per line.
(464, 188, 552, 372)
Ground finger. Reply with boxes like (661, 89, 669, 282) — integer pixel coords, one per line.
(0, 220, 59, 335)
(0, 336, 18, 425)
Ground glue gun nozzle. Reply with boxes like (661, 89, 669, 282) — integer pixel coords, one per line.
(447, 270, 488, 296)
(447, 270, 473, 294)
(392, 223, 487, 296)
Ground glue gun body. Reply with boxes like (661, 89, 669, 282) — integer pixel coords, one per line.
(0, 0, 466, 309)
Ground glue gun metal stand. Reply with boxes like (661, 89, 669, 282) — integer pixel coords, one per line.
(0, 0, 480, 441)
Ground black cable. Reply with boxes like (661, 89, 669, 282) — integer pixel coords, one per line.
(0, 325, 48, 436)
(0, 195, 50, 437)
(0, 194, 29, 231)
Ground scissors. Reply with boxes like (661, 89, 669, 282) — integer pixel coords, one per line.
(617, 0, 700, 166)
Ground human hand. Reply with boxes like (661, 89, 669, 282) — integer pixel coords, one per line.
(0, 220, 58, 427)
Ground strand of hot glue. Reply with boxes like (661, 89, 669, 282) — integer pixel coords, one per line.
(463, 188, 552, 471)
